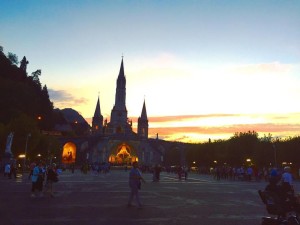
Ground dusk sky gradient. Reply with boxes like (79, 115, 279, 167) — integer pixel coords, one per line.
(1, 0, 300, 142)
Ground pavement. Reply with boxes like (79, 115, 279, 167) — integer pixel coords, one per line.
(0, 169, 291, 225)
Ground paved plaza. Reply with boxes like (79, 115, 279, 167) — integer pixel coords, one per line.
(1, 169, 293, 225)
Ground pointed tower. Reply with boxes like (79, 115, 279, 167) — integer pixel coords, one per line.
(92, 96, 103, 134)
(138, 99, 149, 139)
(109, 58, 128, 132)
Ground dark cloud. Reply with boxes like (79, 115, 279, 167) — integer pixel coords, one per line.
(48, 89, 88, 108)
(48, 89, 73, 101)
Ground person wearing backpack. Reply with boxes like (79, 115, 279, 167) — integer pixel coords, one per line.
(127, 161, 145, 209)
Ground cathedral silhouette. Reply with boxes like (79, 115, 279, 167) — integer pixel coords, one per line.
(89, 58, 157, 165)
(60, 58, 185, 167)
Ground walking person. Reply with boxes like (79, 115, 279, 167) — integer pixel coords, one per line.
(28, 162, 36, 180)
(281, 166, 294, 195)
(127, 161, 145, 209)
(183, 166, 189, 180)
(4, 163, 10, 178)
(177, 166, 183, 180)
(30, 163, 39, 197)
(246, 166, 253, 181)
(45, 163, 58, 197)
(10, 162, 17, 179)
(152, 164, 161, 182)
(31, 162, 44, 197)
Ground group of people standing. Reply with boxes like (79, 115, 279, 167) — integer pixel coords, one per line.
(264, 166, 300, 212)
(30, 162, 58, 198)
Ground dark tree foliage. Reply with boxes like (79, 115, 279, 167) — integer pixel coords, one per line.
(184, 132, 300, 169)
(160, 142, 178, 166)
(0, 52, 53, 130)
(227, 131, 259, 165)
(7, 52, 19, 65)
(30, 69, 41, 87)
(0, 48, 60, 159)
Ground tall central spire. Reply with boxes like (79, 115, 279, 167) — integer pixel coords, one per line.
(109, 58, 128, 129)
(119, 58, 125, 78)
(114, 58, 126, 110)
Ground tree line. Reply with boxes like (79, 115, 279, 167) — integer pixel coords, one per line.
(184, 131, 300, 169)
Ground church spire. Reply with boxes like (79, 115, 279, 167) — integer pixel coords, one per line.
(141, 99, 148, 120)
(119, 57, 125, 78)
(94, 95, 101, 117)
(92, 95, 103, 134)
(113, 57, 126, 110)
(138, 99, 149, 139)
(109, 57, 128, 133)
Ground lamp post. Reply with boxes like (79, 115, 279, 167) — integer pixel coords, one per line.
(24, 133, 31, 172)
(272, 143, 277, 167)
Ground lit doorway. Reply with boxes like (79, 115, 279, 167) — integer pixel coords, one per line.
(108, 143, 138, 164)
(62, 142, 76, 164)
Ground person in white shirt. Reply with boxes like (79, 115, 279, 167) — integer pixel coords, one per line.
(281, 166, 294, 195)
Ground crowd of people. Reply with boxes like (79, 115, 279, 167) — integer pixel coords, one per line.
(27, 162, 59, 198)
(1, 160, 60, 198)
(2, 160, 300, 212)
(206, 165, 297, 183)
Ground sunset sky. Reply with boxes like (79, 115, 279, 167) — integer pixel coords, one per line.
(1, 1, 300, 143)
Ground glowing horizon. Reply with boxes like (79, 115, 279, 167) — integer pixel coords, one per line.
(83, 113, 300, 143)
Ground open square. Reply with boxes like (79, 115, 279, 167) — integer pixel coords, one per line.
(0, 170, 283, 225)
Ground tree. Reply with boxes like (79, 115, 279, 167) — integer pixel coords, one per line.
(227, 131, 259, 165)
(31, 69, 41, 86)
(7, 52, 19, 65)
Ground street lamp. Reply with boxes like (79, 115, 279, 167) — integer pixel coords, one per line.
(246, 158, 252, 166)
(272, 143, 277, 167)
(24, 133, 31, 171)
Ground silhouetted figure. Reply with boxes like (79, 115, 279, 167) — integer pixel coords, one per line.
(9, 162, 16, 179)
(128, 161, 145, 208)
(20, 56, 29, 72)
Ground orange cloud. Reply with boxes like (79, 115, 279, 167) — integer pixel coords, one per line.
(84, 113, 300, 143)
(148, 114, 239, 122)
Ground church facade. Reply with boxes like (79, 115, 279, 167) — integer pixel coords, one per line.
(88, 58, 162, 166)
